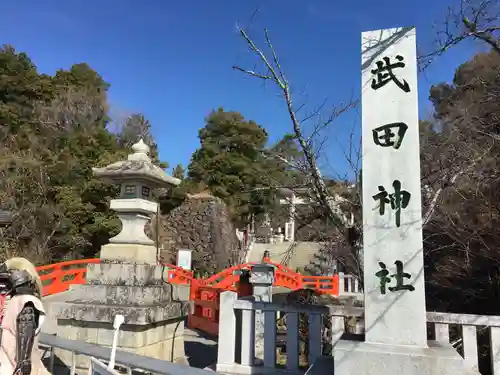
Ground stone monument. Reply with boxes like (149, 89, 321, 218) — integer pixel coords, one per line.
(333, 27, 479, 375)
(52, 139, 188, 372)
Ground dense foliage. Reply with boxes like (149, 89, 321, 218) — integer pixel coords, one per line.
(422, 51, 500, 315)
(0, 45, 163, 264)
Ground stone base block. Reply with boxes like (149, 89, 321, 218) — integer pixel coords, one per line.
(68, 284, 173, 305)
(57, 317, 185, 347)
(99, 243, 157, 264)
(52, 299, 187, 324)
(54, 317, 186, 370)
(334, 340, 480, 375)
(67, 283, 190, 305)
(85, 262, 166, 286)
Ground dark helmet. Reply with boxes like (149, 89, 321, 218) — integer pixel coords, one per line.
(0, 262, 35, 296)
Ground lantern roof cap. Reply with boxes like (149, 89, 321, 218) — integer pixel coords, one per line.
(92, 139, 181, 187)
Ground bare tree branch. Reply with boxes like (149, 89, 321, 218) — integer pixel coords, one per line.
(233, 26, 357, 229)
(420, 0, 499, 69)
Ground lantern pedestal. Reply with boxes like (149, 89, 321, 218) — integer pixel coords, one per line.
(108, 198, 157, 246)
(100, 243, 157, 264)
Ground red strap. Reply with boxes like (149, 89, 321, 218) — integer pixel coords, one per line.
(0, 294, 7, 324)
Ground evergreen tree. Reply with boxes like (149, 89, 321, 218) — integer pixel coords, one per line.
(172, 164, 185, 180)
(187, 108, 270, 224)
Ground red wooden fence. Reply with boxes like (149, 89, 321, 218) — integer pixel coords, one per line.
(35, 258, 340, 336)
(36, 258, 100, 296)
(187, 286, 221, 336)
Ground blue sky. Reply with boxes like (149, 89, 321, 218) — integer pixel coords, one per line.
(2, 0, 483, 179)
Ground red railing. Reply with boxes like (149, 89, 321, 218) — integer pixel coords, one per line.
(187, 286, 221, 336)
(35, 257, 339, 336)
(34, 257, 339, 298)
(36, 258, 101, 297)
(164, 258, 339, 336)
(163, 258, 338, 295)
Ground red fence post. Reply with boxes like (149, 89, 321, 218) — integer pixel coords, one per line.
(187, 285, 220, 336)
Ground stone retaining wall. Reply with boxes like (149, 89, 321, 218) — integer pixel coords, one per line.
(156, 194, 241, 273)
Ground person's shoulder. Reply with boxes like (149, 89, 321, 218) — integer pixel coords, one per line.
(12, 294, 45, 313)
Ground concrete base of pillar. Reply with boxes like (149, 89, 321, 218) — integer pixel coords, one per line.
(334, 340, 480, 375)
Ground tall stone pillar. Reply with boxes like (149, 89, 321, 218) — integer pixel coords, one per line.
(334, 27, 480, 375)
(51, 139, 187, 372)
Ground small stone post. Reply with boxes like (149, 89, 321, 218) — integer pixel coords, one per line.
(52, 140, 188, 372)
(250, 263, 275, 363)
(177, 249, 193, 270)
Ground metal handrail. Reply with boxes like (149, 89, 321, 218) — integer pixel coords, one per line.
(39, 333, 217, 375)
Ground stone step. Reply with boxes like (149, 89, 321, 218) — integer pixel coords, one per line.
(42, 291, 71, 335)
(248, 242, 323, 271)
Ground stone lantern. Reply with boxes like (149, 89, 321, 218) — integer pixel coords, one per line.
(250, 262, 275, 362)
(52, 140, 188, 372)
(250, 263, 275, 299)
(92, 139, 180, 263)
